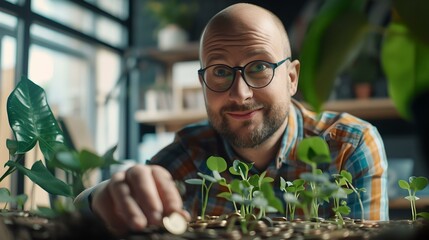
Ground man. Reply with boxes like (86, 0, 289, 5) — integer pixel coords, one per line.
(76, 3, 388, 235)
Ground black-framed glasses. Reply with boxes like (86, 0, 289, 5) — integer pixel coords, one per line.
(198, 57, 291, 92)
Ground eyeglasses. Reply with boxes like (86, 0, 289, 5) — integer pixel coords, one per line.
(198, 57, 291, 92)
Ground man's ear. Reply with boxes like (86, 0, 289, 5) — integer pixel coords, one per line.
(288, 59, 300, 95)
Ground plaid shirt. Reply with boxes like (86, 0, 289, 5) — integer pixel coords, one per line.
(150, 99, 389, 221)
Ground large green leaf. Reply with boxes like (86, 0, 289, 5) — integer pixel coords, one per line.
(6, 160, 72, 197)
(381, 22, 429, 119)
(79, 149, 104, 172)
(299, 0, 367, 113)
(7, 76, 66, 160)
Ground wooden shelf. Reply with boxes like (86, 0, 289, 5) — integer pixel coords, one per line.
(135, 98, 400, 129)
(323, 98, 400, 120)
(389, 197, 429, 210)
(126, 42, 199, 65)
(135, 109, 207, 125)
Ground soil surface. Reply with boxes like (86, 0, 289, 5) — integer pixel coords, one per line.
(1, 211, 428, 240)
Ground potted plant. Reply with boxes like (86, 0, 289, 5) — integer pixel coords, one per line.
(346, 51, 379, 99)
(0, 76, 120, 239)
(145, 0, 198, 50)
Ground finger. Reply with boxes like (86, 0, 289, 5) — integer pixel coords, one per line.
(151, 165, 185, 215)
(125, 165, 164, 226)
(91, 179, 134, 236)
(108, 171, 148, 231)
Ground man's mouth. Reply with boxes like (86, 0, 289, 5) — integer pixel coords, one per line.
(226, 108, 262, 120)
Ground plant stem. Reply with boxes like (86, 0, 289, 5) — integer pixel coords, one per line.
(202, 182, 214, 220)
(0, 154, 24, 182)
(408, 189, 415, 221)
(347, 180, 364, 221)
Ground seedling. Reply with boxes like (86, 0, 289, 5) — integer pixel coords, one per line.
(186, 156, 285, 234)
(185, 156, 230, 220)
(331, 172, 353, 226)
(280, 178, 305, 220)
(398, 176, 429, 221)
(333, 170, 365, 221)
(299, 170, 339, 221)
(296, 136, 332, 220)
(226, 160, 282, 217)
(0, 188, 27, 211)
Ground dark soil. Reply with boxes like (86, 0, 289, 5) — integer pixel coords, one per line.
(1, 211, 428, 240)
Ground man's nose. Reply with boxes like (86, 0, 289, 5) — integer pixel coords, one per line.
(228, 70, 253, 102)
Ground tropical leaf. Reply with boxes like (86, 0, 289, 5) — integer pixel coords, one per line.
(6, 160, 72, 197)
(381, 22, 429, 119)
(6, 76, 66, 160)
(299, 0, 367, 112)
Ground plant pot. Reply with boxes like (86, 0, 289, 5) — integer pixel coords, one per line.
(353, 83, 372, 99)
(157, 24, 189, 50)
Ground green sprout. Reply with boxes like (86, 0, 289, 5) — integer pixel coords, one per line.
(398, 176, 429, 221)
(0, 188, 27, 211)
(333, 170, 365, 221)
(332, 200, 350, 227)
(299, 170, 338, 221)
(280, 178, 305, 220)
(185, 156, 229, 220)
(296, 136, 332, 220)
(331, 172, 353, 227)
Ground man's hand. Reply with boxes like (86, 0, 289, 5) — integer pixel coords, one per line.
(91, 164, 190, 236)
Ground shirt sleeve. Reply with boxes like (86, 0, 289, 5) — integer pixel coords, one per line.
(345, 125, 389, 221)
(73, 180, 109, 214)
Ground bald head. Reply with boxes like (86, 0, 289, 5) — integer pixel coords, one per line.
(200, 3, 291, 61)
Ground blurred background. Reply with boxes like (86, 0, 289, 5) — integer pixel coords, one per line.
(0, 0, 427, 219)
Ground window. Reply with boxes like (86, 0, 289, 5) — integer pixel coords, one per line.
(0, 0, 131, 207)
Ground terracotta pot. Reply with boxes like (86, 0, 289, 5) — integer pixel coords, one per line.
(354, 83, 372, 99)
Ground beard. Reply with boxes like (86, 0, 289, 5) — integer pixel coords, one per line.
(207, 101, 288, 148)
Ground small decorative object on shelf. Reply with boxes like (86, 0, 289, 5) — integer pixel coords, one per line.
(145, 0, 198, 50)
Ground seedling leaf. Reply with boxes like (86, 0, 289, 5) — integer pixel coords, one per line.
(207, 156, 227, 172)
(197, 172, 217, 183)
(6, 160, 72, 197)
(340, 170, 353, 183)
(185, 178, 203, 185)
(217, 192, 232, 200)
(398, 179, 410, 190)
(416, 212, 429, 220)
(411, 176, 428, 191)
(297, 136, 331, 165)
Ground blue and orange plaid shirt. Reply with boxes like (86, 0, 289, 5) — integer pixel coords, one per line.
(150, 99, 389, 221)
